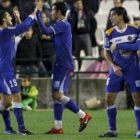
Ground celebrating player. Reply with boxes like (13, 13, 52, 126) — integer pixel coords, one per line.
(36, 1, 92, 134)
(0, 7, 36, 135)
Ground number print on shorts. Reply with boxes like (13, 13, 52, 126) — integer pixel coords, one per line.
(106, 78, 110, 85)
(9, 79, 17, 88)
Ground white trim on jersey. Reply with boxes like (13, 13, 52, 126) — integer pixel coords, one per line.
(3, 78, 11, 94)
(29, 15, 36, 20)
(115, 24, 127, 33)
(103, 47, 110, 50)
(59, 75, 67, 93)
(110, 34, 137, 44)
(50, 26, 56, 35)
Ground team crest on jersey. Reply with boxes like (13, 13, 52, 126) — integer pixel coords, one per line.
(119, 49, 132, 57)
(105, 38, 109, 46)
(127, 36, 132, 41)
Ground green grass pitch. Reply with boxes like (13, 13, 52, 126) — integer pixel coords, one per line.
(0, 110, 137, 140)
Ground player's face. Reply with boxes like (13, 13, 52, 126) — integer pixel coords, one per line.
(110, 11, 122, 26)
(5, 12, 12, 26)
(51, 6, 58, 21)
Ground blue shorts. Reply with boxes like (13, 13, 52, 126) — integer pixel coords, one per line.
(52, 65, 72, 93)
(106, 65, 140, 93)
(0, 71, 19, 94)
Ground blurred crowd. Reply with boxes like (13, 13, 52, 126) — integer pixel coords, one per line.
(0, 0, 140, 78)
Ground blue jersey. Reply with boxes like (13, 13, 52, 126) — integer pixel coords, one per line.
(0, 15, 35, 72)
(37, 11, 74, 71)
(104, 24, 139, 70)
(116, 25, 140, 50)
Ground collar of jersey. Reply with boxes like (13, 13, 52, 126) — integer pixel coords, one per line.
(115, 24, 127, 33)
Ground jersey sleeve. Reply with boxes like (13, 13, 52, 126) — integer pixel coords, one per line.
(36, 10, 54, 34)
(117, 26, 140, 51)
(103, 33, 111, 50)
(51, 22, 66, 35)
(2, 15, 36, 37)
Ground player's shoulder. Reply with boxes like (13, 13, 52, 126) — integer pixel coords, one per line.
(138, 24, 140, 30)
(105, 27, 115, 36)
(56, 19, 68, 27)
(127, 23, 138, 29)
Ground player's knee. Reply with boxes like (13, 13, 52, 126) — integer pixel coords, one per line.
(133, 94, 140, 104)
(1, 102, 11, 108)
(133, 97, 140, 106)
(52, 92, 63, 100)
(12, 93, 22, 102)
(1, 95, 12, 108)
(105, 96, 115, 105)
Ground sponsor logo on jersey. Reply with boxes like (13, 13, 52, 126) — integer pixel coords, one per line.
(135, 80, 140, 87)
(115, 39, 122, 42)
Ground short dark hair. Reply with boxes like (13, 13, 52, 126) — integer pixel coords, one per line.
(0, 10, 6, 25)
(52, 2, 67, 16)
(120, 0, 124, 4)
(22, 75, 31, 82)
(110, 7, 129, 23)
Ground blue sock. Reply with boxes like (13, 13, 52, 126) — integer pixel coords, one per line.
(1, 109, 11, 130)
(54, 102, 64, 120)
(65, 99, 79, 113)
(134, 106, 140, 131)
(13, 103, 25, 131)
(107, 105, 117, 131)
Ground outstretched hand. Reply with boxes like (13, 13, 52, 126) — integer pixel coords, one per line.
(13, 6, 20, 19)
(36, 1, 43, 11)
(32, 1, 43, 16)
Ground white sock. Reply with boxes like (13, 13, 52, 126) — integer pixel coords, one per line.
(77, 109, 86, 118)
(109, 130, 117, 133)
(59, 95, 70, 105)
(54, 120, 62, 129)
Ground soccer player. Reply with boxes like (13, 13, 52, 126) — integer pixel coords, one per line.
(0, 7, 37, 135)
(36, 1, 92, 134)
(99, 7, 140, 138)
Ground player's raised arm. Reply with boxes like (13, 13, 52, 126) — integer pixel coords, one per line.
(13, 6, 21, 24)
(3, 10, 37, 37)
(37, 11, 54, 34)
(36, 2, 54, 34)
